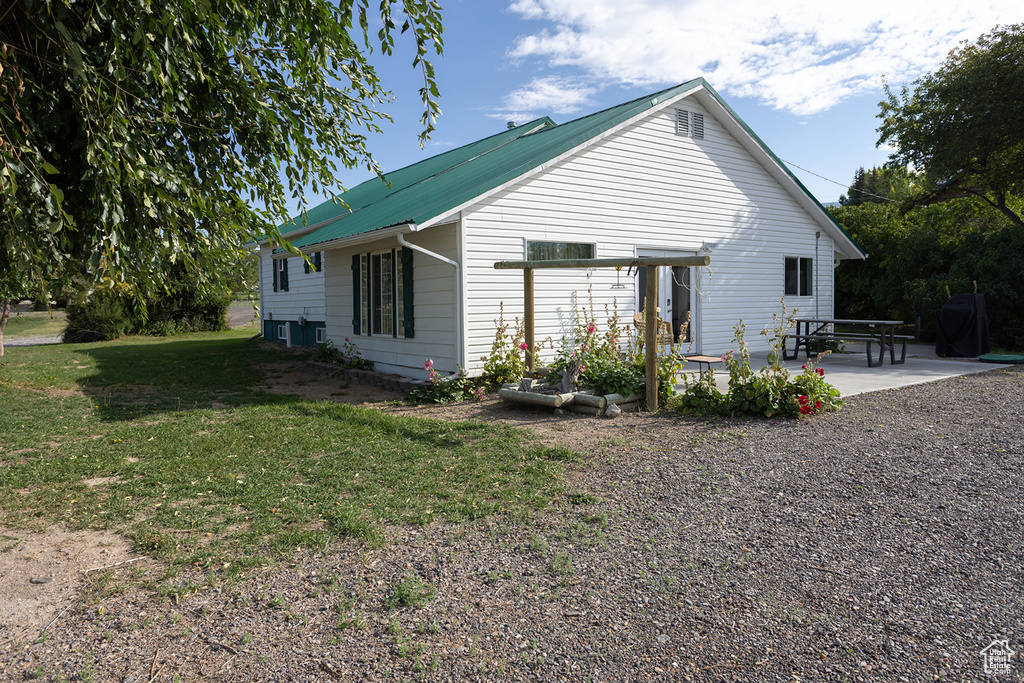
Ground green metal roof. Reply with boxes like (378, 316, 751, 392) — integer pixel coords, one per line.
(283, 78, 865, 259)
(286, 80, 704, 251)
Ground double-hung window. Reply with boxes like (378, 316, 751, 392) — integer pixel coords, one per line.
(272, 258, 289, 292)
(784, 257, 813, 297)
(352, 248, 414, 338)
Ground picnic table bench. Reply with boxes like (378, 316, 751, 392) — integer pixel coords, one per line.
(782, 319, 911, 367)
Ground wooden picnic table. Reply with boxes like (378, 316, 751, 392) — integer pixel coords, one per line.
(783, 318, 908, 367)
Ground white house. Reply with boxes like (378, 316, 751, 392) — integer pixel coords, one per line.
(257, 78, 866, 377)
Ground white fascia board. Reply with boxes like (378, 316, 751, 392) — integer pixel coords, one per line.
(417, 85, 705, 231)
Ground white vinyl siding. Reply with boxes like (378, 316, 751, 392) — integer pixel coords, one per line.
(259, 244, 326, 328)
(323, 223, 459, 377)
(461, 95, 835, 367)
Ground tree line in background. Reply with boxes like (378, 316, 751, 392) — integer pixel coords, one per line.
(830, 196, 1023, 348)
(832, 23, 1023, 350)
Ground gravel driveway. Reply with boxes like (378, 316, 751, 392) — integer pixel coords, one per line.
(4, 366, 1022, 682)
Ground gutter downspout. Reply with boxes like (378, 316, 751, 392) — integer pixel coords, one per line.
(814, 231, 820, 319)
(397, 232, 464, 370)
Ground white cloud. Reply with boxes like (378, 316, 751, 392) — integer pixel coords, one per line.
(504, 0, 1019, 115)
(490, 76, 598, 121)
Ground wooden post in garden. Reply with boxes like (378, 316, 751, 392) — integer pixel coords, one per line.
(645, 265, 659, 412)
(524, 268, 535, 374)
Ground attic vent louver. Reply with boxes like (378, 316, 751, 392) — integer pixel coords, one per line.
(692, 112, 704, 139)
(675, 109, 689, 137)
(675, 109, 704, 140)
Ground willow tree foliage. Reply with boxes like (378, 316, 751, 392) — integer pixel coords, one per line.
(0, 0, 443, 351)
(877, 24, 1024, 226)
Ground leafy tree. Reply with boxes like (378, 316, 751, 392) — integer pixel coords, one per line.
(839, 166, 924, 206)
(831, 198, 1024, 348)
(877, 24, 1024, 226)
(0, 0, 443, 344)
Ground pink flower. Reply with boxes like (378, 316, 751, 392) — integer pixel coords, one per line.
(587, 323, 596, 333)
(611, 339, 617, 344)
(423, 359, 434, 370)
(519, 342, 528, 350)
(579, 364, 586, 372)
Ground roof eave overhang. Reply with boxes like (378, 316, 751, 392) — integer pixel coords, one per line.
(271, 223, 418, 257)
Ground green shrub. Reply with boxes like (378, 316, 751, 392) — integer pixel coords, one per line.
(406, 359, 482, 405)
(312, 338, 373, 371)
(674, 308, 842, 419)
(62, 281, 229, 343)
(144, 286, 230, 334)
(63, 291, 133, 342)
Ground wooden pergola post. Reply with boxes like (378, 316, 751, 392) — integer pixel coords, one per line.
(524, 267, 535, 374)
(645, 265, 659, 411)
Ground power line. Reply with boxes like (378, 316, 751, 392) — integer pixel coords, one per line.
(781, 158, 897, 204)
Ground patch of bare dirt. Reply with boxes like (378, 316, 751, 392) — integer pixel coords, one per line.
(259, 354, 669, 451)
(0, 528, 140, 635)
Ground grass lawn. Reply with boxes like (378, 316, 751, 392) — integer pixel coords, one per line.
(3, 310, 67, 339)
(0, 330, 573, 577)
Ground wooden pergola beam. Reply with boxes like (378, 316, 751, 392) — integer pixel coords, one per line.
(494, 255, 711, 412)
(495, 256, 710, 270)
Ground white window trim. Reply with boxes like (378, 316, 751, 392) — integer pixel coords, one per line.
(523, 239, 598, 261)
(784, 256, 814, 297)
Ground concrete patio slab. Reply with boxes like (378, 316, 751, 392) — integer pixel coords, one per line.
(675, 343, 1012, 397)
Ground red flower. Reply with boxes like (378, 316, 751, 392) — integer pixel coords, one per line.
(801, 365, 807, 369)
(815, 400, 822, 409)
(798, 395, 809, 405)
(817, 368, 825, 376)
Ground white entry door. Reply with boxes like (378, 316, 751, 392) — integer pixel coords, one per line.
(636, 249, 699, 352)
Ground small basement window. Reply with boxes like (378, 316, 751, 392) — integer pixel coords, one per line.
(315, 327, 326, 344)
(277, 323, 288, 340)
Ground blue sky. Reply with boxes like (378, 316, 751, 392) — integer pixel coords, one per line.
(306, 0, 1020, 211)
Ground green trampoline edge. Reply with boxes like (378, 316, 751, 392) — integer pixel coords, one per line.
(978, 354, 1024, 364)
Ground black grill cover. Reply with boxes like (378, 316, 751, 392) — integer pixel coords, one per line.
(936, 293, 991, 357)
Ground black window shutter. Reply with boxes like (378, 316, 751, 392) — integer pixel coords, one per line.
(351, 254, 361, 334)
(314, 251, 322, 272)
(402, 247, 414, 338)
(391, 248, 398, 338)
(304, 257, 311, 274)
(272, 258, 279, 292)
(281, 258, 289, 291)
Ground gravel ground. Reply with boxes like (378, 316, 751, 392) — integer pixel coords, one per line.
(3, 366, 1022, 682)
